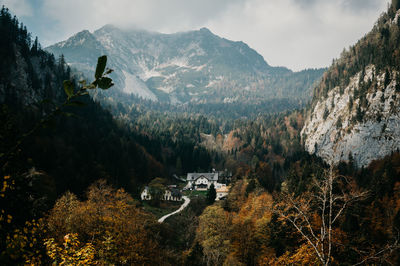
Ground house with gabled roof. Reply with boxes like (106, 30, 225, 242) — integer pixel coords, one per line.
(141, 186, 182, 201)
(186, 172, 219, 191)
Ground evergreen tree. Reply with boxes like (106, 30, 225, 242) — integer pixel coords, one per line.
(175, 157, 183, 175)
(206, 184, 216, 205)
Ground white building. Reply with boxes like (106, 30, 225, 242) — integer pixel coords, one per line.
(141, 186, 151, 200)
(215, 184, 229, 201)
(162, 188, 182, 201)
(186, 173, 219, 191)
(141, 186, 182, 201)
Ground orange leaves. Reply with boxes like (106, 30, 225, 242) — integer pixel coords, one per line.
(45, 233, 96, 265)
(264, 242, 320, 266)
(227, 191, 275, 264)
(45, 180, 163, 265)
(236, 192, 273, 223)
(4, 218, 46, 264)
(1, 175, 14, 198)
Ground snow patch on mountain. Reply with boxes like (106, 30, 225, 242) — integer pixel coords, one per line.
(46, 25, 324, 104)
(97, 34, 114, 50)
(122, 70, 157, 101)
(157, 86, 174, 93)
(169, 95, 181, 104)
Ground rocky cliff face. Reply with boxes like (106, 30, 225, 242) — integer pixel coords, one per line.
(301, 66, 400, 167)
(302, 6, 400, 167)
(0, 44, 64, 108)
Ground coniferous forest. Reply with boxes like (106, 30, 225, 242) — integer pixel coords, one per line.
(1, 2, 400, 265)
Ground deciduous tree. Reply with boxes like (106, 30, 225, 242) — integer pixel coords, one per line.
(275, 167, 368, 265)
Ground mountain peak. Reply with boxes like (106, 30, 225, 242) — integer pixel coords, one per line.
(46, 24, 323, 104)
(74, 29, 92, 37)
(199, 27, 212, 34)
(97, 24, 118, 32)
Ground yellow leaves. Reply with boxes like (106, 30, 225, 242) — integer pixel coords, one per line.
(46, 181, 162, 265)
(7, 214, 12, 223)
(197, 205, 231, 265)
(3, 217, 45, 264)
(264, 242, 320, 266)
(45, 234, 96, 265)
(1, 176, 14, 197)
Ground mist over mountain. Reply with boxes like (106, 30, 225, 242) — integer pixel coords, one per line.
(46, 25, 324, 105)
(3, 2, 400, 265)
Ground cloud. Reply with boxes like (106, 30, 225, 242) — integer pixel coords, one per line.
(5, 0, 390, 71)
(293, 0, 384, 12)
(205, 0, 389, 70)
(0, 0, 33, 16)
(41, 0, 244, 33)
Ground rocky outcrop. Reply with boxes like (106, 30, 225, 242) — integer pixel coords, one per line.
(301, 65, 400, 167)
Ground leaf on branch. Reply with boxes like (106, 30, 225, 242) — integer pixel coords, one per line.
(77, 91, 89, 96)
(63, 80, 74, 99)
(84, 83, 97, 90)
(105, 68, 113, 75)
(97, 77, 114, 90)
(95, 55, 107, 79)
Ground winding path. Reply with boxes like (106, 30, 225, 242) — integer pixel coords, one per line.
(158, 196, 190, 223)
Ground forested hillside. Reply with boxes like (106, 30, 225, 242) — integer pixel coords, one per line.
(0, 6, 217, 264)
(1, 2, 400, 265)
(0, 7, 166, 197)
(302, 1, 400, 166)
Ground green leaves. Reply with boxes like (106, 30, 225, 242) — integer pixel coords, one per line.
(97, 77, 114, 90)
(93, 56, 114, 89)
(95, 55, 107, 79)
(63, 80, 74, 99)
(63, 55, 113, 101)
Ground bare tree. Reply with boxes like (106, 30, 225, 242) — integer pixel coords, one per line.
(352, 233, 399, 266)
(275, 166, 368, 266)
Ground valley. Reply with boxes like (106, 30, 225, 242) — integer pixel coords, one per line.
(1, 1, 400, 265)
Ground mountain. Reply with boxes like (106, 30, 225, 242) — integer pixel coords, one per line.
(46, 25, 324, 104)
(0, 7, 167, 198)
(301, 3, 400, 167)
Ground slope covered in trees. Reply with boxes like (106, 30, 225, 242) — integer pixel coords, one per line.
(0, 6, 166, 198)
(2, 3, 400, 265)
(302, 1, 400, 166)
(0, 5, 216, 199)
(311, 1, 400, 104)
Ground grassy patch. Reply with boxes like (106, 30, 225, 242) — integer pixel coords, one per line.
(142, 201, 182, 219)
(183, 189, 207, 198)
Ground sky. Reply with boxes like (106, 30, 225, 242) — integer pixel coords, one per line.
(0, 0, 390, 71)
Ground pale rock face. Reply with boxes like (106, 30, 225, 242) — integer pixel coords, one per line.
(46, 25, 324, 105)
(301, 65, 400, 167)
(122, 70, 157, 101)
